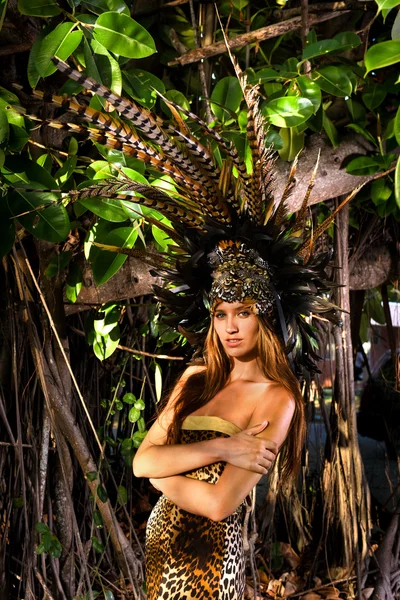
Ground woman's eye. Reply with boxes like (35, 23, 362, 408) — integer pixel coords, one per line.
(215, 313, 225, 319)
(239, 311, 250, 317)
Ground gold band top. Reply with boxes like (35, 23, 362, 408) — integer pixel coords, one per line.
(182, 415, 241, 437)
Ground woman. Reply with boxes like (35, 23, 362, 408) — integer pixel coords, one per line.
(133, 299, 305, 600)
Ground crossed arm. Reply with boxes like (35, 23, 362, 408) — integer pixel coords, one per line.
(149, 389, 295, 521)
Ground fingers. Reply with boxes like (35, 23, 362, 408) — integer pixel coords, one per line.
(244, 420, 269, 436)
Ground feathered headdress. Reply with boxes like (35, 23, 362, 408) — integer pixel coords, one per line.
(37, 57, 360, 376)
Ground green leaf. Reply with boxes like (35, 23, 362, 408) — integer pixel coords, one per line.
(117, 485, 127, 505)
(302, 32, 360, 60)
(86, 471, 98, 482)
(104, 591, 115, 600)
(394, 104, 400, 146)
(128, 406, 141, 423)
(82, 0, 130, 15)
(362, 83, 386, 110)
(0, 107, 9, 142)
(160, 90, 190, 118)
(36, 522, 50, 534)
(91, 40, 122, 95)
(93, 12, 156, 58)
(345, 156, 379, 176)
(264, 96, 313, 128)
(94, 304, 120, 335)
(134, 398, 145, 410)
(346, 123, 377, 145)
(395, 156, 400, 209)
(97, 485, 108, 502)
(78, 196, 130, 222)
(322, 112, 339, 147)
(365, 40, 400, 74)
(247, 68, 281, 84)
(211, 77, 243, 121)
(66, 264, 83, 303)
(93, 509, 104, 528)
(92, 226, 138, 286)
(123, 69, 165, 109)
(392, 10, 400, 39)
(9, 191, 70, 243)
(154, 362, 162, 402)
(303, 39, 340, 60)
(132, 430, 147, 448)
(375, 0, 400, 11)
(137, 417, 146, 433)
(371, 178, 392, 205)
(278, 127, 304, 161)
(36, 23, 83, 77)
(295, 76, 321, 113)
(93, 325, 120, 360)
(45, 250, 73, 278)
(123, 392, 136, 404)
(18, 0, 61, 17)
(313, 66, 352, 97)
(91, 536, 105, 553)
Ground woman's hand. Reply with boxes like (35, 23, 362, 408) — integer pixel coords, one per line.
(221, 421, 278, 474)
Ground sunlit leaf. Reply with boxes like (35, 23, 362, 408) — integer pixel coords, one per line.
(18, 0, 61, 17)
(365, 40, 400, 74)
(263, 97, 313, 128)
(211, 77, 243, 121)
(36, 22, 83, 77)
(93, 12, 156, 58)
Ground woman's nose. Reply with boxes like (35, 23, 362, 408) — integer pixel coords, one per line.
(226, 318, 238, 333)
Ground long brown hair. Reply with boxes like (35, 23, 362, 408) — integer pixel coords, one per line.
(164, 305, 305, 487)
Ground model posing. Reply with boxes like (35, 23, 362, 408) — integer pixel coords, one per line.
(133, 299, 305, 599)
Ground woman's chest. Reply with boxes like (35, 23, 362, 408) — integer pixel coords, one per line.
(189, 384, 261, 430)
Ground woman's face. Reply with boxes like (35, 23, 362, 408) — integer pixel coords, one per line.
(213, 301, 259, 360)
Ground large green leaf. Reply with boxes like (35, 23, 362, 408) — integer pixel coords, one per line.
(313, 66, 352, 97)
(160, 90, 190, 118)
(93, 12, 156, 58)
(90, 39, 122, 94)
(303, 39, 338, 60)
(18, 0, 61, 17)
(375, 0, 400, 11)
(92, 226, 138, 285)
(263, 97, 313, 128)
(1, 157, 57, 189)
(82, 0, 129, 14)
(36, 23, 83, 77)
(295, 76, 321, 113)
(302, 32, 360, 60)
(278, 127, 304, 161)
(8, 191, 70, 242)
(365, 40, 400, 74)
(211, 77, 243, 121)
(0, 108, 9, 142)
(392, 10, 400, 40)
(79, 197, 130, 222)
(362, 83, 386, 110)
(395, 104, 400, 146)
(123, 69, 165, 109)
(345, 156, 380, 176)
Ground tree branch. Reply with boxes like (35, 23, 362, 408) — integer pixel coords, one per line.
(168, 10, 351, 66)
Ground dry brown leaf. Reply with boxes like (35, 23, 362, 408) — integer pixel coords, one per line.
(361, 588, 374, 600)
(283, 581, 298, 597)
(267, 578, 286, 598)
(258, 569, 269, 584)
(323, 587, 341, 599)
(303, 592, 323, 600)
(286, 571, 306, 591)
(313, 577, 322, 588)
(280, 542, 301, 568)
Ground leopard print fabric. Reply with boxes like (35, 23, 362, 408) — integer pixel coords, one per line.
(145, 417, 246, 600)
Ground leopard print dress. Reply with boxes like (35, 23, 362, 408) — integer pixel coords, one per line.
(145, 415, 246, 600)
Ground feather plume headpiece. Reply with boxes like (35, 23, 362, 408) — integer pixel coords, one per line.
(38, 57, 357, 375)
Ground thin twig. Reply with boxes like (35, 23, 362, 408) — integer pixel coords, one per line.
(287, 569, 380, 597)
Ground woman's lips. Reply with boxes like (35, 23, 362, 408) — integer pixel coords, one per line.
(225, 339, 243, 347)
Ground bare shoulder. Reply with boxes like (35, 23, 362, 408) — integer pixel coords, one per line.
(255, 381, 296, 419)
(180, 364, 206, 382)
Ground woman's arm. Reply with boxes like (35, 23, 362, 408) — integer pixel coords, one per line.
(133, 367, 278, 479)
(150, 386, 295, 521)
